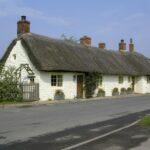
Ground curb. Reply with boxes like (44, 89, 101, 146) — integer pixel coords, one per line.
(0, 94, 149, 109)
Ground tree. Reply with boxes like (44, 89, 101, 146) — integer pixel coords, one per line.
(61, 34, 79, 44)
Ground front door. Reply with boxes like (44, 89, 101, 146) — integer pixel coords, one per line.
(77, 75, 83, 98)
(132, 76, 135, 91)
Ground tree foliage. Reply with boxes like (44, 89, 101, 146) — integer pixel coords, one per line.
(0, 64, 22, 102)
(84, 72, 100, 98)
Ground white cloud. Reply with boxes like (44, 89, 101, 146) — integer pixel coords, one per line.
(0, 0, 70, 26)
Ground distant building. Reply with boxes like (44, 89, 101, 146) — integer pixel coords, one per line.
(1, 16, 150, 101)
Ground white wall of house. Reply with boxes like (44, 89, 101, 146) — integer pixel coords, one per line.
(39, 72, 78, 100)
(95, 75, 132, 97)
(4, 40, 150, 101)
(135, 76, 150, 94)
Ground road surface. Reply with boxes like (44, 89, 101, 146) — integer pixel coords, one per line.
(0, 95, 150, 149)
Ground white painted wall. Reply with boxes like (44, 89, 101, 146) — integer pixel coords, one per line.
(4, 40, 150, 101)
(39, 72, 78, 100)
(94, 75, 132, 97)
(135, 76, 150, 94)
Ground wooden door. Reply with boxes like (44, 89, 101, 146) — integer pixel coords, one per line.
(132, 76, 135, 91)
(77, 75, 83, 98)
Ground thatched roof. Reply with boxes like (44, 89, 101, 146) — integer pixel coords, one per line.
(1, 33, 150, 75)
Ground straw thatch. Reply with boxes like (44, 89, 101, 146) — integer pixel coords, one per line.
(1, 33, 150, 75)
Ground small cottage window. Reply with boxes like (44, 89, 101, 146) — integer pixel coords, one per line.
(30, 78, 34, 84)
(147, 76, 150, 84)
(99, 75, 103, 86)
(13, 54, 16, 60)
(51, 75, 63, 87)
(128, 76, 132, 82)
(119, 76, 124, 84)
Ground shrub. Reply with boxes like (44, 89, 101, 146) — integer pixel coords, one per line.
(0, 65, 22, 102)
(127, 87, 133, 94)
(54, 90, 65, 100)
(120, 88, 127, 95)
(112, 88, 119, 96)
(84, 72, 100, 98)
(97, 89, 105, 97)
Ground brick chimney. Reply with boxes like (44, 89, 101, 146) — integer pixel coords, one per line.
(119, 39, 126, 52)
(80, 36, 91, 46)
(99, 43, 106, 49)
(17, 16, 30, 36)
(129, 38, 135, 52)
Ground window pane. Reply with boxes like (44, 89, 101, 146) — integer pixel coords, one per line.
(119, 76, 123, 84)
(51, 75, 57, 86)
(57, 75, 63, 87)
(99, 75, 103, 85)
(128, 76, 131, 82)
(147, 76, 150, 84)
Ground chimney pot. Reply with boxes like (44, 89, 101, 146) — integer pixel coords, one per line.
(21, 16, 26, 21)
(129, 38, 135, 52)
(119, 39, 126, 52)
(80, 36, 91, 46)
(99, 43, 106, 49)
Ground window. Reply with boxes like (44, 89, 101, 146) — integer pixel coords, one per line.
(147, 76, 150, 84)
(128, 76, 132, 83)
(119, 76, 124, 84)
(51, 75, 63, 87)
(30, 78, 34, 84)
(99, 75, 103, 86)
(13, 54, 16, 60)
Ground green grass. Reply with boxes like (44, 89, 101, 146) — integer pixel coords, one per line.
(0, 100, 23, 105)
(139, 116, 150, 126)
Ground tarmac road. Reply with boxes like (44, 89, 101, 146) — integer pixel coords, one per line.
(0, 95, 150, 149)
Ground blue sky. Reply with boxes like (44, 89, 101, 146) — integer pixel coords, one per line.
(0, 0, 150, 57)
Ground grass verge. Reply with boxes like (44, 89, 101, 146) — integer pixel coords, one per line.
(139, 116, 150, 126)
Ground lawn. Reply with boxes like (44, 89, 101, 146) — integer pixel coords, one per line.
(139, 116, 150, 126)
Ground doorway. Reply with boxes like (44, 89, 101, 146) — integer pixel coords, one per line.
(77, 75, 83, 98)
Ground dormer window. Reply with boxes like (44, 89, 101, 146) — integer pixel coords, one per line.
(13, 54, 16, 60)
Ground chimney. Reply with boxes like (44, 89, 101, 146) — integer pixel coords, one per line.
(99, 43, 106, 49)
(80, 36, 91, 46)
(129, 38, 135, 52)
(119, 39, 126, 52)
(17, 16, 30, 36)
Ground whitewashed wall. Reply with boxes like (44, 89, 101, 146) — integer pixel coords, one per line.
(135, 76, 150, 94)
(5, 40, 40, 84)
(95, 75, 132, 97)
(39, 72, 78, 100)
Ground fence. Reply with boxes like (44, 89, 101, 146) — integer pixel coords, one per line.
(20, 83, 39, 101)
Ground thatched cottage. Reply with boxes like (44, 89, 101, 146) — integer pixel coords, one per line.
(1, 16, 150, 101)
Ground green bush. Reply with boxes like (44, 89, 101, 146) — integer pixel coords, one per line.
(97, 89, 105, 97)
(112, 88, 119, 96)
(127, 87, 133, 94)
(54, 90, 65, 100)
(120, 88, 127, 95)
(0, 65, 22, 102)
(84, 72, 100, 98)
